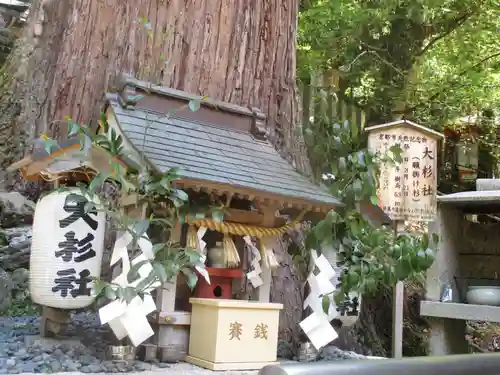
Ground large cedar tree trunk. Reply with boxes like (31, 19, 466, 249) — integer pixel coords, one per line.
(0, 0, 310, 181)
(0, 0, 308, 343)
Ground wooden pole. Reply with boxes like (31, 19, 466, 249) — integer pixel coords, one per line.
(392, 221, 405, 358)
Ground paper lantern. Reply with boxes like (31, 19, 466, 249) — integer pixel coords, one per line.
(30, 188, 106, 309)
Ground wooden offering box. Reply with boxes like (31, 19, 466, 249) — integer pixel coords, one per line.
(186, 298, 283, 370)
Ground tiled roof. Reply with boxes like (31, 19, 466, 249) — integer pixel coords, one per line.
(107, 99, 341, 208)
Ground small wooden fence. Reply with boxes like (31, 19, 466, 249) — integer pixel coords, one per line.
(298, 83, 366, 128)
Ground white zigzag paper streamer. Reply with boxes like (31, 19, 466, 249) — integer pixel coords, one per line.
(299, 249, 338, 350)
(243, 236, 263, 288)
(196, 227, 210, 283)
(98, 230, 160, 347)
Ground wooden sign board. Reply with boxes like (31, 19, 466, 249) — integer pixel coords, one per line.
(366, 120, 444, 222)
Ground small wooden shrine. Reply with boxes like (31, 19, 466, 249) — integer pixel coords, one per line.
(9, 74, 342, 370)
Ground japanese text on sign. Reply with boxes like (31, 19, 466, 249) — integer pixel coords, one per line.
(368, 126, 440, 222)
(52, 194, 98, 298)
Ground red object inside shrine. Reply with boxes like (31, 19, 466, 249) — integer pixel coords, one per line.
(194, 268, 243, 299)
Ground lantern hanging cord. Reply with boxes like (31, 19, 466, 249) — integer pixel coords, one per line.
(38, 171, 64, 182)
(39, 168, 95, 183)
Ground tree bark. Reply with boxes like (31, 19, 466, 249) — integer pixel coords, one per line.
(0, 0, 310, 189)
(0, 0, 308, 342)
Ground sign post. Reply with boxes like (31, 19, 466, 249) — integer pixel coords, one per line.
(365, 120, 444, 358)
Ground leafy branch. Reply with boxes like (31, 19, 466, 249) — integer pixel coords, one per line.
(40, 111, 214, 304)
(300, 118, 439, 307)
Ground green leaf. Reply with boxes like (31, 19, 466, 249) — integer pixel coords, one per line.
(88, 173, 106, 195)
(104, 286, 116, 300)
(348, 270, 360, 285)
(211, 209, 224, 222)
(326, 210, 342, 224)
(174, 189, 189, 202)
(92, 279, 107, 297)
(127, 259, 150, 283)
(364, 277, 377, 292)
(153, 262, 168, 284)
(160, 176, 172, 190)
(188, 98, 202, 112)
(421, 233, 429, 249)
(68, 121, 80, 136)
(350, 120, 359, 140)
(333, 292, 345, 306)
(115, 287, 124, 301)
(43, 139, 58, 154)
(129, 94, 145, 102)
(123, 286, 137, 303)
(136, 273, 156, 293)
(321, 295, 330, 314)
(152, 243, 165, 254)
(150, 217, 173, 227)
(83, 201, 95, 214)
(99, 112, 109, 133)
(181, 268, 198, 290)
(172, 198, 183, 208)
(133, 219, 150, 237)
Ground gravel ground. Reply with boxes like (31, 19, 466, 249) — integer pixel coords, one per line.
(3, 366, 257, 375)
(0, 312, 371, 374)
(0, 313, 159, 374)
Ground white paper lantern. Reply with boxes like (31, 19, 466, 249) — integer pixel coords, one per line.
(30, 188, 106, 309)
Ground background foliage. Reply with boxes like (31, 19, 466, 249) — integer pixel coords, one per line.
(300, 118, 438, 304)
(298, 0, 500, 127)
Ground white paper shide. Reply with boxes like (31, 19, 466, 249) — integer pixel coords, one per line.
(98, 230, 160, 347)
(299, 250, 338, 350)
(244, 236, 264, 288)
(195, 227, 210, 283)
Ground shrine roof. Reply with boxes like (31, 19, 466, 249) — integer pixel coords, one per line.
(365, 119, 444, 140)
(104, 74, 342, 212)
(0, 0, 29, 12)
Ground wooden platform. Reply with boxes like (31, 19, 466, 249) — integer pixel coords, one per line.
(420, 300, 500, 323)
(185, 355, 278, 371)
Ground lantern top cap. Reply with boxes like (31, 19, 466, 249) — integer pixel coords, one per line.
(365, 119, 444, 140)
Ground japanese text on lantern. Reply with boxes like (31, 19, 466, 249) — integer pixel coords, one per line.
(367, 125, 440, 222)
(52, 194, 97, 298)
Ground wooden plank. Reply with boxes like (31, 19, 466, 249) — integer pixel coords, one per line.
(156, 222, 182, 313)
(156, 222, 185, 351)
(392, 281, 404, 359)
(392, 221, 405, 359)
(421, 301, 500, 323)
